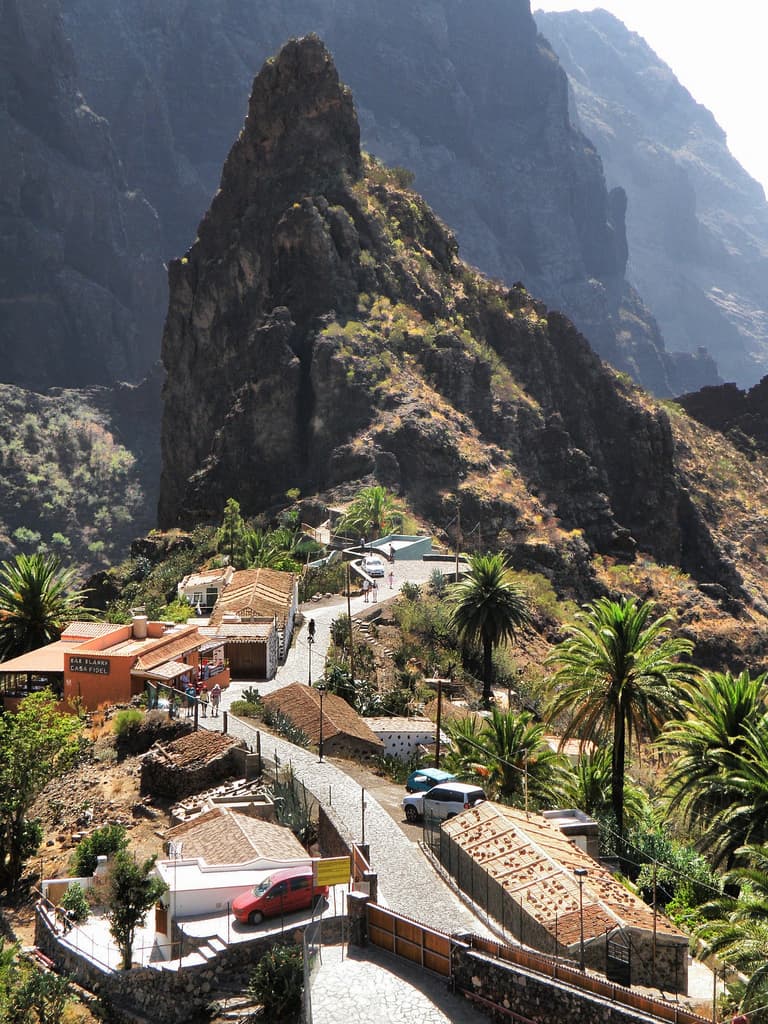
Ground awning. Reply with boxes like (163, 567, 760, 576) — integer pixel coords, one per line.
(131, 661, 191, 683)
(0, 639, 72, 674)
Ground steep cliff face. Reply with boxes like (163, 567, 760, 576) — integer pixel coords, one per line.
(0, 0, 164, 387)
(62, 0, 710, 395)
(536, 8, 768, 388)
(159, 38, 768, 637)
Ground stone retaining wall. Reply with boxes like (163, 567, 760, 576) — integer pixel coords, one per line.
(453, 946, 675, 1024)
(36, 903, 344, 1024)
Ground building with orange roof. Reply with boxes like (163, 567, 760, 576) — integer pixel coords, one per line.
(262, 683, 384, 759)
(209, 568, 298, 668)
(438, 803, 688, 992)
(0, 614, 220, 711)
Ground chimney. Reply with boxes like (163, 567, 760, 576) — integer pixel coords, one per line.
(132, 613, 148, 639)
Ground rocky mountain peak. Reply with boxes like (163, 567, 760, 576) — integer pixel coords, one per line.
(158, 35, 768, 660)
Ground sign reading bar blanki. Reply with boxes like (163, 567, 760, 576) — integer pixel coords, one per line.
(69, 656, 110, 675)
(313, 857, 350, 886)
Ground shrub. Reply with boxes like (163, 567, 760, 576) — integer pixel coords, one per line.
(112, 709, 143, 737)
(400, 581, 421, 601)
(230, 700, 262, 719)
(249, 943, 304, 1021)
(61, 882, 90, 923)
(72, 824, 128, 877)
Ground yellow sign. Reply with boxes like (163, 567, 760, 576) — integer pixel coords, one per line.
(313, 857, 350, 886)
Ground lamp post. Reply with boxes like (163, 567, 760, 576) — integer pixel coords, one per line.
(575, 867, 588, 971)
(307, 618, 316, 687)
(317, 684, 326, 762)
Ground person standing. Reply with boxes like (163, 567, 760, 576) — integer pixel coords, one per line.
(372, 580, 379, 602)
(199, 685, 209, 717)
(388, 570, 395, 590)
(210, 682, 221, 717)
(363, 579, 370, 603)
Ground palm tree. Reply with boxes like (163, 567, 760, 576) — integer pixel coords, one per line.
(696, 844, 768, 1023)
(659, 670, 768, 864)
(0, 552, 91, 660)
(448, 552, 532, 706)
(564, 746, 649, 834)
(546, 596, 694, 855)
(338, 486, 401, 540)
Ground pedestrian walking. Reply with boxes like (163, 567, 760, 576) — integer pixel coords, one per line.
(388, 570, 394, 589)
(210, 682, 221, 716)
(185, 684, 196, 718)
(372, 581, 379, 602)
(199, 684, 209, 717)
(363, 579, 370, 603)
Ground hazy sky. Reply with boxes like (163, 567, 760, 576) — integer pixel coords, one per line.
(535, 2, 768, 195)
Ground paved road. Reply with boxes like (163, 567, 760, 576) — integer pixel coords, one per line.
(200, 556, 485, 934)
(310, 944, 488, 1024)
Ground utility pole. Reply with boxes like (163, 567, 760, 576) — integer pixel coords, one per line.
(455, 503, 461, 580)
(434, 676, 443, 769)
(346, 563, 356, 687)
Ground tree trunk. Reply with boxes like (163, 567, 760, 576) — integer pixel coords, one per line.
(612, 712, 626, 867)
(482, 636, 494, 707)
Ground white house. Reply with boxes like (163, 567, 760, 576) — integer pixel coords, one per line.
(177, 566, 235, 615)
(365, 716, 439, 760)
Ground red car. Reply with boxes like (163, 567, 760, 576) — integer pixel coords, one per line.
(232, 868, 329, 925)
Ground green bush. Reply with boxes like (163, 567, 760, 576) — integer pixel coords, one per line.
(72, 824, 128, 877)
(230, 700, 262, 719)
(249, 943, 303, 1021)
(61, 882, 90, 923)
(113, 709, 143, 737)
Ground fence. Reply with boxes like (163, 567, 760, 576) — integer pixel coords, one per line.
(366, 904, 452, 977)
(465, 935, 710, 1024)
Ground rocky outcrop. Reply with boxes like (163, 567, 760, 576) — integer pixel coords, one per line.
(678, 376, 768, 455)
(159, 37, 766, 620)
(0, 0, 164, 387)
(536, 8, 768, 388)
(62, 0, 711, 394)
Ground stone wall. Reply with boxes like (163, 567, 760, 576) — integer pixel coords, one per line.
(452, 946, 685, 1024)
(140, 746, 241, 800)
(35, 902, 344, 1024)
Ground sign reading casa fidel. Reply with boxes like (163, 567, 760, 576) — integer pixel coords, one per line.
(69, 656, 110, 676)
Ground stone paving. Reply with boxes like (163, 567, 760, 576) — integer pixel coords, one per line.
(309, 944, 488, 1024)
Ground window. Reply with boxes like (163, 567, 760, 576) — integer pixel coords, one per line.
(192, 592, 203, 606)
(290, 877, 310, 891)
(206, 587, 218, 607)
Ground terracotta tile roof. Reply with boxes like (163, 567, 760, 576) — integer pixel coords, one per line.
(442, 804, 684, 946)
(145, 731, 239, 769)
(62, 621, 123, 639)
(262, 683, 384, 749)
(365, 717, 435, 733)
(166, 807, 305, 865)
(200, 623, 274, 642)
(209, 569, 296, 627)
(132, 630, 207, 670)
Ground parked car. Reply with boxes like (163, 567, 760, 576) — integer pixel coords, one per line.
(405, 767, 457, 793)
(232, 867, 329, 925)
(402, 782, 487, 823)
(362, 555, 386, 578)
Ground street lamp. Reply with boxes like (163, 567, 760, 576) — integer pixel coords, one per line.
(575, 867, 588, 971)
(317, 684, 326, 762)
(307, 618, 316, 687)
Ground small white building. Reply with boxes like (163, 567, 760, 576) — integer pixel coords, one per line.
(153, 808, 310, 954)
(365, 716, 438, 760)
(177, 566, 235, 615)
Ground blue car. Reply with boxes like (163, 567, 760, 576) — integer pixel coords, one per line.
(405, 767, 457, 793)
